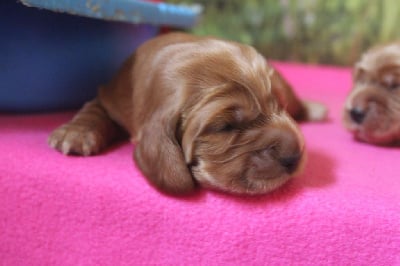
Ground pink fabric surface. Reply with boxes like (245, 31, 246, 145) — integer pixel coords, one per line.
(1, 62, 399, 265)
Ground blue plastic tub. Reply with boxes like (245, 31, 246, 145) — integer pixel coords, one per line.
(1, 1, 200, 112)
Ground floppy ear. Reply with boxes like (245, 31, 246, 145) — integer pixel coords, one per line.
(181, 113, 207, 165)
(270, 66, 327, 122)
(180, 87, 227, 165)
(134, 110, 196, 195)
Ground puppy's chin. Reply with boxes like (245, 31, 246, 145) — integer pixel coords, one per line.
(191, 156, 305, 195)
(343, 108, 400, 145)
(350, 127, 400, 146)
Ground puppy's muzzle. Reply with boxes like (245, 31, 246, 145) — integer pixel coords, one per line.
(250, 127, 303, 178)
(346, 87, 387, 126)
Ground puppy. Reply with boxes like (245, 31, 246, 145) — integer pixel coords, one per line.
(343, 42, 400, 145)
(49, 33, 327, 195)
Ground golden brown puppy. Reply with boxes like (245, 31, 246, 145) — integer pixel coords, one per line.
(49, 33, 326, 195)
(343, 42, 400, 145)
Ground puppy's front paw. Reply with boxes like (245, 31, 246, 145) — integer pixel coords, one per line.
(302, 100, 328, 121)
(48, 123, 104, 156)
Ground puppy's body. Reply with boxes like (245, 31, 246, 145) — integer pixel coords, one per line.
(344, 42, 400, 145)
(49, 33, 326, 195)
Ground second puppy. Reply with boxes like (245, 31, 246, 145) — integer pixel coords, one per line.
(344, 42, 400, 145)
(49, 33, 327, 195)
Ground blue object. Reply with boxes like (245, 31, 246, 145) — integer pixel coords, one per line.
(0, 1, 201, 113)
(20, 0, 202, 29)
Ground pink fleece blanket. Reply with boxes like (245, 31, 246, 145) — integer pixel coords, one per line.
(1, 62, 399, 265)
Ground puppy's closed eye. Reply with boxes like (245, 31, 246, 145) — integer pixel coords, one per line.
(203, 107, 243, 133)
(381, 74, 400, 90)
(211, 123, 237, 133)
(206, 108, 266, 135)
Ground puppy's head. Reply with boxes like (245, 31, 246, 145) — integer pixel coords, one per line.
(180, 83, 305, 195)
(135, 39, 305, 195)
(343, 42, 400, 145)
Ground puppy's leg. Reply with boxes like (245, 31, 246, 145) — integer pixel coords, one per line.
(48, 99, 125, 156)
(271, 68, 327, 121)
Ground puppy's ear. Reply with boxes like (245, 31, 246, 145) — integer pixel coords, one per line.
(134, 110, 196, 195)
(353, 63, 366, 81)
(270, 66, 328, 122)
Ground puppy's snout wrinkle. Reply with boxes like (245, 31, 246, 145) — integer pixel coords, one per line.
(251, 148, 302, 178)
(252, 126, 303, 177)
(250, 150, 276, 179)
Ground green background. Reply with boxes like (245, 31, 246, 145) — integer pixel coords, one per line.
(168, 0, 400, 66)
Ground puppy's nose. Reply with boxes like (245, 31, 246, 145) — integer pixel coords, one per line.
(279, 154, 301, 174)
(349, 108, 366, 124)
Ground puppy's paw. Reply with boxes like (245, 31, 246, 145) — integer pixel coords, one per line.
(48, 123, 104, 156)
(302, 100, 328, 121)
